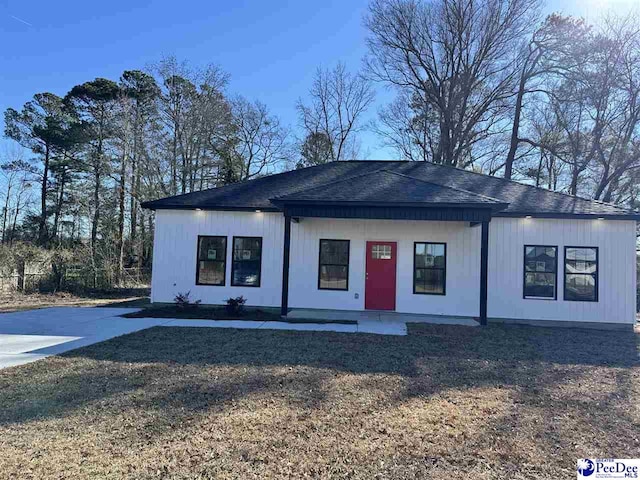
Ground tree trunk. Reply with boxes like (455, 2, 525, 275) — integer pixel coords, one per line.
(146, 214, 153, 267)
(91, 164, 100, 288)
(1, 182, 11, 244)
(116, 151, 127, 285)
(570, 165, 579, 196)
(593, 163, 610, 200)
(172, 118, 179, 195)
(38, 143, 50, 246)
(140, 210, 146, 267)
(10, 199, 21, 246)
(16, 259, 25, 292)
(52, 166, 67, 243)
(505, 74, 527, 180)
(130, 139, 138, 260)
(535, 150, 543, 187)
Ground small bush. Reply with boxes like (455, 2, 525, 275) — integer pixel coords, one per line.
(174, 291, 201, 310)
(225, 296, 247, 316)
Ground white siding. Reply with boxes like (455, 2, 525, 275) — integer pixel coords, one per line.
(151, 210, 284, 307)
(151, 210, 637, 325)
(488, 217, 637, 324)
(288, 218, 480, 316)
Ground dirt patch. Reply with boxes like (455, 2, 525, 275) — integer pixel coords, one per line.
(0, 323, 638, 479)
(0, 288, 150, 313)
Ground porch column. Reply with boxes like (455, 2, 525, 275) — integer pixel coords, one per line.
(479, 220, 489, 326)
(280, 214, 292, 317)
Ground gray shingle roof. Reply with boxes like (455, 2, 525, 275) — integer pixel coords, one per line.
(142, 161, 639, 219)
(273, 170, 507, 208)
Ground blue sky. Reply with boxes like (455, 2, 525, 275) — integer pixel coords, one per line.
(1, 0, 636, 161)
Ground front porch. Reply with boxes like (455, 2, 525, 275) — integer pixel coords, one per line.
(272, 170, 507, 325)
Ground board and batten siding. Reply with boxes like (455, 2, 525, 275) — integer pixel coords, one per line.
(151, 210, 284, 306)
(288, 218, 481, 316)
(488, 217, 637, 324)
(151, 210, 636, 325)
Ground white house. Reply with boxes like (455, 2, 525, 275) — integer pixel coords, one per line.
(143, 161, 639, 330)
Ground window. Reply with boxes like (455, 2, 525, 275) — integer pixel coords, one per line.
(231, 237, 262, 287)
(414, 242, 446, 295)
(318, 239, 349, 290)
(371, 244, 392, 259)
(564, 247, 598, 302)
(524, 245, 557, 299)
(196, 236, 226, 286)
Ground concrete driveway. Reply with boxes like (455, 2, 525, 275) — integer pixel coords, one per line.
(0, 305, 447, 370)
(0, 307, 166, 369)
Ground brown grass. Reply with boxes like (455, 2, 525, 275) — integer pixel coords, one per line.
(0, 323, 638, 479)
(0, 288, 150, 313)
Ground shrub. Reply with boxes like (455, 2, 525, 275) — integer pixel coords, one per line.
(174, 291, 201, 310)
(225, 296, 247, 316)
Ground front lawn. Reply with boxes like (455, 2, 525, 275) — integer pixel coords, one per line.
(0, 324, 638, 479)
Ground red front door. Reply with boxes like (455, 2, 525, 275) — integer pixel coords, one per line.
(365, 241, 397, 310)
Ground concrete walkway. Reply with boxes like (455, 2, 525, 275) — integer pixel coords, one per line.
(288, 308, 479, 327)
(0, 306, 478, 369)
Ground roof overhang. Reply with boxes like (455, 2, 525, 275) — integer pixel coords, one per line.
(495, 211, 640, 221)
(141, 203, 280, 213)
(280, 203, 502, 222)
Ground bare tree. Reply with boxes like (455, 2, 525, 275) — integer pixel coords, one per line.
(120, 70, 160, 266)
(588, 15, 640, 202)
(297, 63, 375, 162)
(152, 56, 230, 195)
(366, 0, 539, 167)
(231, 97, 290, 180)
(375, 89, 436, 161)
(520, 14, 640, 199)
(0, 162, 33, 245)
(504, 14, 591, 178)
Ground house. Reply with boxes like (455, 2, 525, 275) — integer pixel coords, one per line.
(142, 161, 639, 330)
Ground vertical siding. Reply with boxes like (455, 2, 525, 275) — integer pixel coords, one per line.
(151, 210, 637, 324)
(488, 217, 637, 324)
(151, 210, 284, 307)
(288, 218, 481, 316)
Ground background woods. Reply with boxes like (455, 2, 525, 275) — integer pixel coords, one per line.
(2, 0, 640, 294)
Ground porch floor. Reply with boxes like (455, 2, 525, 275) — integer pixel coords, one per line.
(288, 309, 479, 335)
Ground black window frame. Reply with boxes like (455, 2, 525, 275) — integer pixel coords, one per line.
(523, 245, 558, 300)
(195, 235, 227, 286)
(231, 236, 263, 288)
(317, 239, 350, 291)
(563, 246, 599, 302)
(413, 242, 447, 296)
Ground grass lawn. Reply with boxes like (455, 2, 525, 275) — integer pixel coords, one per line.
(0, 323, 638, 479)
(122, 305, 357, 324)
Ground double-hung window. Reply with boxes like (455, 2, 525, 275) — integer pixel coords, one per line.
(413, 242, 446, 295)
(523, 245, 557, 299)
(318, 239, 349, 290)
(196, 236, 226, 286)
(231, 237, 262, 287)
(564, 247, 598, 302)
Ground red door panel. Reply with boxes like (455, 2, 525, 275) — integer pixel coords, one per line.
(365, 241, 397, 310)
